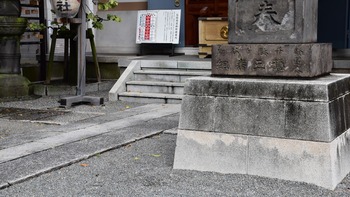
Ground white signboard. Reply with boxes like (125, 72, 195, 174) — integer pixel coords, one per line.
(136, 10, 181, 44)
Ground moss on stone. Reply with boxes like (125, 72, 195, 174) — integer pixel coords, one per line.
(0, 74, 30, 97)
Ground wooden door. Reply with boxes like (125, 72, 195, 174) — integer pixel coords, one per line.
(185, 0, 228, 46)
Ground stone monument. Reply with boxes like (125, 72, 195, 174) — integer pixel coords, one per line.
(173, 0, 350, 190)
(0, 0, 30, 98)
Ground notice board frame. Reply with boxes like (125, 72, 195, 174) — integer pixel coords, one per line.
(136, 9, 183, 56)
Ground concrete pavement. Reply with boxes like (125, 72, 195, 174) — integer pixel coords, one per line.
(0, 90, 350, 196)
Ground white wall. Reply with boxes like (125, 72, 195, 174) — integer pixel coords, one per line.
(44, 1, 144, 55)
(95, 11, 140, 54)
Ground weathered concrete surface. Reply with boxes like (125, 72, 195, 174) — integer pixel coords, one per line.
(229, 0, 318, 43)
(212, 43, 332, 77)
(173, 129, 350, 190)
(179, 74, 350, 142)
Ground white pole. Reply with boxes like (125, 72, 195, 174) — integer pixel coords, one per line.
(77, 0, 87, 96)
(59, 0, 103, 107)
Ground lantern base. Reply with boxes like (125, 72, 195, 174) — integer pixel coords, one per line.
(0, 74, 30, 98)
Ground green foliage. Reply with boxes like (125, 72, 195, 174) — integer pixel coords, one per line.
(98, 0, 118, 10)
(27, 21, 69, 32)
(107, 14, 122, 23)
(87, 0, 121, 30)
(86, 12, 104, 29)
(28, 23, 47, 31)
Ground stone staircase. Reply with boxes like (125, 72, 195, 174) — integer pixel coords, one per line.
(109, 59, 211, 103)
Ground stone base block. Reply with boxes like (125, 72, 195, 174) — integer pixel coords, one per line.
(173, 129, 350, 190)
(0, 74, 30, 97)
(175, 74, 350, 190)
(180, 74, 350, 142)
(212, 43, 332, 77)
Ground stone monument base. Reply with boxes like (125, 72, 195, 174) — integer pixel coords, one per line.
(0, 74, 30, 98)
(173, 74, 350, 190)
(174, 129, 350, 190)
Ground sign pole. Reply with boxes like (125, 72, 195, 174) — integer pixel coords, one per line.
(77, 0, 86, 96)
(60, 0, 104, 108)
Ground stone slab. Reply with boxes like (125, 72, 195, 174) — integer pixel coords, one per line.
(183, 74, 350, 102)
(173, 129, 350, 190)
(229, 0, 318, 43)
(212, 43, 332, 77)
(179, 94, 349, 142)
(179, 74, 350, 142)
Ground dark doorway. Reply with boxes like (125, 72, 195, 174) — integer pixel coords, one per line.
(318, 0, 350, 49)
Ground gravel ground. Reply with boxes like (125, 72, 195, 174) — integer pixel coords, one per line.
(0, 91, 146, 150)
(0, 134, 349, 197)
(0, 91, 145, 112)
(1, 91, 350, 196)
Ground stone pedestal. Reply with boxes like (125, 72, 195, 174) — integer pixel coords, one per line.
(212, 43, 332, 77)
(174, 0, 350, 190)
(173, 74, 350, 190)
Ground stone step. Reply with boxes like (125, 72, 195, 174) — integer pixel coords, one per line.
(140, 60, 211, 70)
(333, 59, 350, 69)
(126, 81, 184, 94)
(133, 70, 211, 82)
(141, 68, 210, 72)
(118, 92, 183, 104)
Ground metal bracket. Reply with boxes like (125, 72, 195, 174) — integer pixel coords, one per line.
(175, 0, 180, 7)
